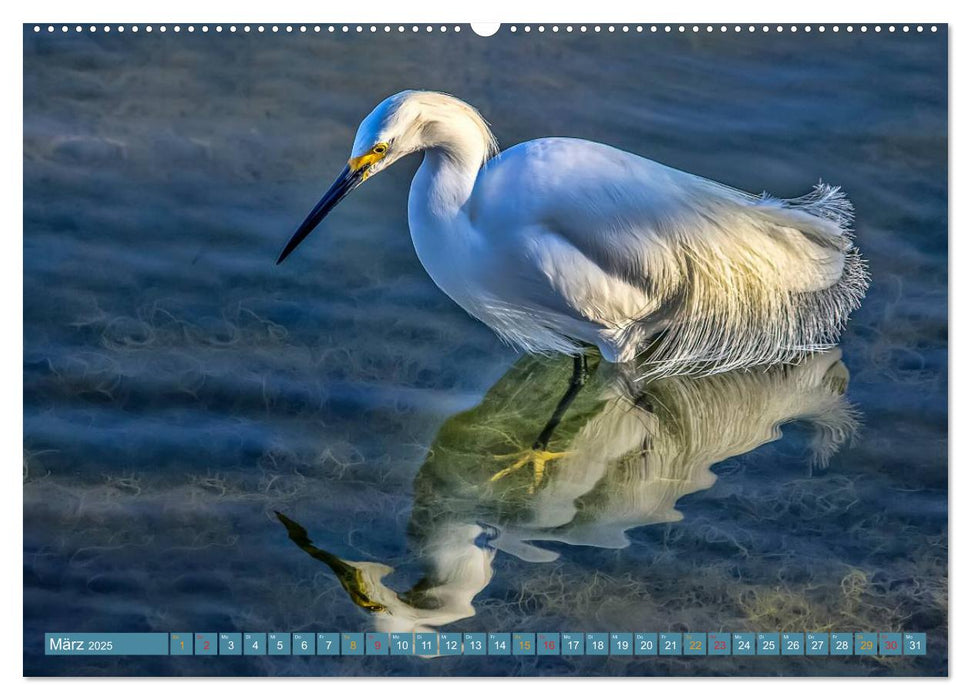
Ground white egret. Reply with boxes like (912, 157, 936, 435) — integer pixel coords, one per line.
(278, 90, 868, 381)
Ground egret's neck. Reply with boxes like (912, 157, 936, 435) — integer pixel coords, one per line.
(411, 149, 486, 226)
(406, 146, 484, 305)
(406, 108, 495, 302)
(408, 112, 493, 227)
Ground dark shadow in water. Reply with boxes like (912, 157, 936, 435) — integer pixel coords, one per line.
(276, 349, 857, 635)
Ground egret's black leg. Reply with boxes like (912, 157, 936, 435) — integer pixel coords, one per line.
(490, 353, 593, 492)
(533, 353, 589, 450)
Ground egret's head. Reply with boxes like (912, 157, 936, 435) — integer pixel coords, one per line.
(277, 90, 497, 264)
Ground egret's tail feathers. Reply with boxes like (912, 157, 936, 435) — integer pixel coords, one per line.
(754, 183, 859, 293)
(634, 183, 869, 380)
(779, 181, 855, 231)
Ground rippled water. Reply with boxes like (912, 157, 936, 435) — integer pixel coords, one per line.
(23, 26, 947, 676)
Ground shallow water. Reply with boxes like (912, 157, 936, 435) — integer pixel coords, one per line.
(23, 26, 947, 676)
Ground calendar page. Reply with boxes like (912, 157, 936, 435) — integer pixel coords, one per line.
(22, 21, 947, 678)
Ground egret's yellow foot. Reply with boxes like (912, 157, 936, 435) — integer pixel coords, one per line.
(489, 449, 572, 493)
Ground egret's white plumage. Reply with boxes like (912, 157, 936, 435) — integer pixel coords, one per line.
(280, 90, 869, 377)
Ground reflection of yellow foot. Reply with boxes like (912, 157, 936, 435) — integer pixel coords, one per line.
(489, 449, 572, 494)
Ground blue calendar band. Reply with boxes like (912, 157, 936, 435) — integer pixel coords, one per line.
(45, 631, 926, 657)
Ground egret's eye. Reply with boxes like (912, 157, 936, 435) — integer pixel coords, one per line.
(372, 143, 388, 155)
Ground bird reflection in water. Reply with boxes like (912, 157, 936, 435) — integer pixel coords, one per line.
(276, 349, 858, 634)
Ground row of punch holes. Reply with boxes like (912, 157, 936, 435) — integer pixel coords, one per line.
(33, 24, 939, 35)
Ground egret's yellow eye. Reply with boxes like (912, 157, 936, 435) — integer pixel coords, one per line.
(372, 143, 388, 155)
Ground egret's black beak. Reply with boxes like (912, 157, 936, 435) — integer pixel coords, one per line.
(276, 164, 363, 264)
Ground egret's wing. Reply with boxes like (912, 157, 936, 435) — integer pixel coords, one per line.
(471, 138, 868, 373)
(475, 138, 850, 294)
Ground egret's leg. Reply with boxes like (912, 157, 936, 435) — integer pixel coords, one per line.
(534, 354, 589, 450)
(490, 354, 590, 493)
